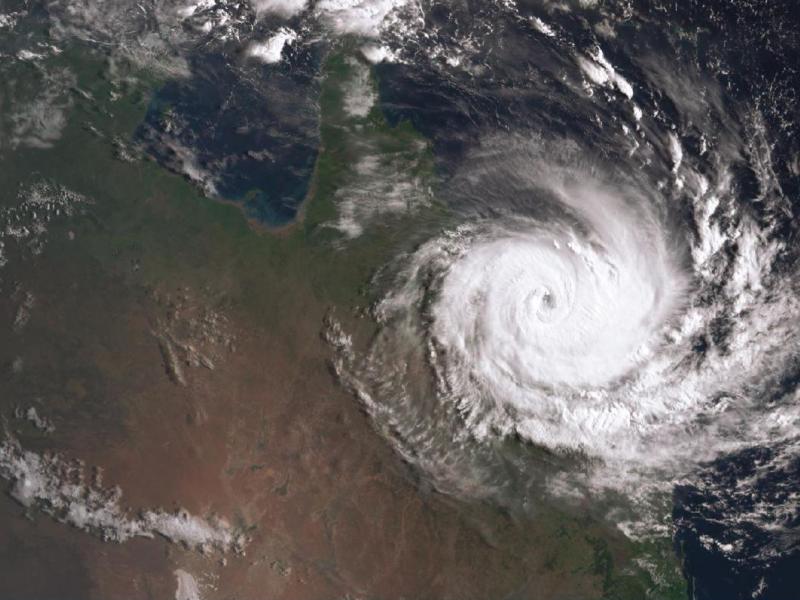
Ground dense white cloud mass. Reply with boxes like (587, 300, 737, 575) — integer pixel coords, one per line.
(431, 189, 682, 392)
(250, 0, 309, 18)
(328, 134, 800, 533)
(315, 0, 408, 37)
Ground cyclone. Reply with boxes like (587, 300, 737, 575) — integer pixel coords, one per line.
(420, 155, 694, 463)
(329, 136, 800, 528)
(431, 179, 683, 393)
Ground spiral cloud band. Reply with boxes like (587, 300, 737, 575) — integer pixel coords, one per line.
(432, 185, 684, 392)
(328, 137, 800, 528)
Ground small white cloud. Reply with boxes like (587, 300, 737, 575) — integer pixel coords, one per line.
(578, 47, 634, 99)
(360, 43, 396, 64)
(174, 570, 202, 600)
(246, 27, 297, 64)
(343, 58, 377, 117)
(668, 132, 683, 174)
(531, 17, 556, 38)
(0, 12, 20, 30)
(176, 0, 216, 18)
(577, 55, 609, 85)
(16, 49, 46, 61)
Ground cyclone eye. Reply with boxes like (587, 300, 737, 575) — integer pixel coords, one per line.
(533, 287, 556, 320)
